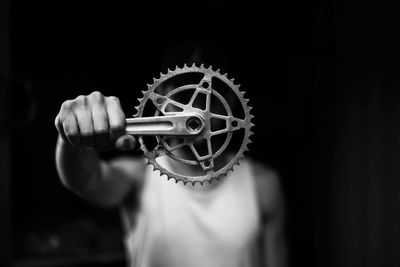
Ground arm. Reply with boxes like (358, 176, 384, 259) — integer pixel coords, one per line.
(263, 202, 287, 267)
(55, 91, 142, 208)
(255, 165, 288, 267)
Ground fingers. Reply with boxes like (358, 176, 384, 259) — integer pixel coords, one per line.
(74, 97, 94, 147)
(55, 91, 136, 151)
(55, 100, 81, 147)
(105, 96, 126, 143)
(55, 114, 68, 143)
(90, 93, 109, 148)
(105, 96, 136, 151)
(62, 112, 81, 146)
(115, 135, 136, 151)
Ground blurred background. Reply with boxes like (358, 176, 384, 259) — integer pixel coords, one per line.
(1, 0, 400, 266)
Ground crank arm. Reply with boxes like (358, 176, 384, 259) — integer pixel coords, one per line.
(125, 113, 204, 136)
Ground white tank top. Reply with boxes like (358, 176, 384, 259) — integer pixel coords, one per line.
(122, 159, 261, 267)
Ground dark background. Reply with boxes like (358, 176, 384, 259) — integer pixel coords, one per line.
(1, 0, 400, 266)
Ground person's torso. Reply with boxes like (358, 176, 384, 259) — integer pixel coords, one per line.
(121, 159, 261, 267)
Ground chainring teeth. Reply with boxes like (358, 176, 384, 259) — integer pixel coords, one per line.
(134, 64, 254, 185)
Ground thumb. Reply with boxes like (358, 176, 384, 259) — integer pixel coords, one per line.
(115, 134, 136, 151)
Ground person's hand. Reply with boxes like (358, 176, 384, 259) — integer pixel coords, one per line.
(55, 91, 136, 151)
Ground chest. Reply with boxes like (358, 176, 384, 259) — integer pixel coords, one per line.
(141, 170, 261, 251)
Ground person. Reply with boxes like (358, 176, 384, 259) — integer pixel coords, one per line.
(54, 43, 287, 267)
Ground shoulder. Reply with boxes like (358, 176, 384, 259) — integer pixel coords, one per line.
(248, 159, 284, 221)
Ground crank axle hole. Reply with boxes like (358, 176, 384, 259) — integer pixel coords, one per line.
(187, 117, 202, 132)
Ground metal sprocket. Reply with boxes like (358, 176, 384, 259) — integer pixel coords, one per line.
(134, 64, 254, 185)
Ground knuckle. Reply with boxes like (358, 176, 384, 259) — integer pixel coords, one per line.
(61, 100, 73, 110)
(107, 96, 120, 104)
(91, 90, 103, 96)
(75, 95, 87, 104)
(90, 91, 104, 100)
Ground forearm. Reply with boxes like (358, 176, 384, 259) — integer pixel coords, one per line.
(55, 135, 103, 196)
(55, 135, 137, 207)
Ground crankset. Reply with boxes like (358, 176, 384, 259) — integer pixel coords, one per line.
(124, 64, 254, 185)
